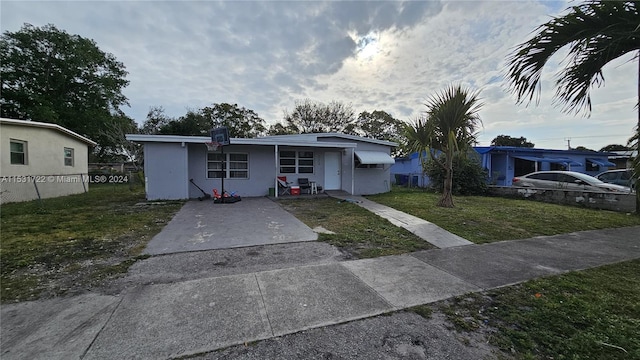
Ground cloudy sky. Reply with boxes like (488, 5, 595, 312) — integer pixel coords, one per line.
(2, 0, 637, 150)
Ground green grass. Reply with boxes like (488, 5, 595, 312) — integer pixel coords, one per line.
(412, 260, 640, 359)
(279, 197, 434, 258)
(0, 184, 183, 303)
(368, 187, 640, 243)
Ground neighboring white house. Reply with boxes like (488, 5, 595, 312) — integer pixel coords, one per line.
(125, 132, 396, 200)
(1, 118, 97, 204)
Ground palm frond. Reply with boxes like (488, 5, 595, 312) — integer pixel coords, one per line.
(505, 0, 640, 115)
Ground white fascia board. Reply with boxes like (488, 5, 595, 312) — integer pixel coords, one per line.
(125, 134, 357, 148)
(262, 133, 398, 147)
(316, 133, 398, 147)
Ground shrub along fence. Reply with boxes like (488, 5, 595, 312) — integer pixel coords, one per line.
(489, 186, 635, 213)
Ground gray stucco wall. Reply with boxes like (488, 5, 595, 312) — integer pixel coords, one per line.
(317, 136, 394, 195)
(351, 141, 393, 195)
(144, 142, 188, 200)
(188, 143, 276, 198)
(143, 137, 394, 200)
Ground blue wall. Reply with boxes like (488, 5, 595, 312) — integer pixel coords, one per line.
(391, 147, 615, 187)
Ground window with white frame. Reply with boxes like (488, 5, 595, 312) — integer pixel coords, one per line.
(207, 152, 248, 178)
(279, 150, 314, 174)
(64, 147, 74, 166)
(10, 139, 27, 165)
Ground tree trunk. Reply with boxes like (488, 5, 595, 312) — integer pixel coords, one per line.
(438, 151, 455, 207)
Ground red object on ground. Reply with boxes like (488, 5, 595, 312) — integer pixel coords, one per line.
(290, 186, 300, 195)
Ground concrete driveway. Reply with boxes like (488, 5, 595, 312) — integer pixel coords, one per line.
(143, 197, 318, 255)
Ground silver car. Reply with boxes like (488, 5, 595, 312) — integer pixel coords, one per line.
(512, 171, 631, 193)
(596, 169, 636, 190)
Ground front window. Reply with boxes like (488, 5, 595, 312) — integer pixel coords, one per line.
(64, 147, 74, 166)
(354, 157, 382, 169)
(207, 152, 248, 179)
(10, 140, 27, 165)
(279, 150, 314, 174)
(585, 159, 600, 171)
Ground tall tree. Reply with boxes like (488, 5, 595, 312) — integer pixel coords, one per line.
(99, 114, 142, 167)
(355, 110, 405, 156)
(157, 103, 266, 138)
(200, 103, 266, 138)
(355, 110, 404, 141)
(283, 99, 357, 134)
(504, 0, 640, 210)
(267, 122, 297, 135)
(141, 106, 173, 135)
(0, 23, 129, 158)
(599, 144, 630, 152)
(491, 135, 535, 147)
(405, 85, 483, 207)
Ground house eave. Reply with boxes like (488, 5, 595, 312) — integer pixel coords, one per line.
(125, 134, 358, 148)
(1, 117, 98, 146)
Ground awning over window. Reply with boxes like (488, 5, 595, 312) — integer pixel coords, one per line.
(513, 155, 582, 166)
(354, 150, 395, 164)
(513, 155, 544, 162)
(586, 158, 615, 167)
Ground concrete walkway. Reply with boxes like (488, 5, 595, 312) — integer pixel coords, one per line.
(2, 226, 638, 359)
(326, 191, 473, 248)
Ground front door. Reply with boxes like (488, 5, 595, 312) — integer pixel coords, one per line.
(324, 152, 341, 190)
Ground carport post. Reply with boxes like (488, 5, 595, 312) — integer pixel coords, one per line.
(350, 148, 354, 194)
(275, 144, 279, 198)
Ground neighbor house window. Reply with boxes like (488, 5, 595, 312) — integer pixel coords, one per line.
(279, 151, 314, 174)
(10, 140, 27, 165)
(207, 152, 248, 179)
(585, 159, 600, 171)
(64, 147, 74, 166)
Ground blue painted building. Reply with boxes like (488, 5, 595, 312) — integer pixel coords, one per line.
(391, 147, 616, 187)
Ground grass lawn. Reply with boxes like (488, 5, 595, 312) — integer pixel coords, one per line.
(279, 197, 434, 258)
(368, 187, 640, 243)
(0, 184, 183, 303)
(412, 259, 640, 359)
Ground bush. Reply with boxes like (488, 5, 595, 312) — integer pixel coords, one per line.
(424, 152, 488, 195)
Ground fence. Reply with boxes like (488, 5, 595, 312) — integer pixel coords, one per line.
(0, 172, 142, 204)
(489, 186, 636, 213)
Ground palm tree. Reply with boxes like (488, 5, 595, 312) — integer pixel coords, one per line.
(505, 0, 640, 211)
(405, 85, 483, 207)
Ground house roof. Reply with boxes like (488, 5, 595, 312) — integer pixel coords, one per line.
(473, 146, 615, 157)
(395, 146, 616, 161)
(0, 117, 97, 146)
(126, 133, 398, 148)
(125, 134, 360, 148)
(260, 133, 398, 147)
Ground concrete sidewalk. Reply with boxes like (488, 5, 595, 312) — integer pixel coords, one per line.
(325, 191, 473, 248)
(2, 226, 639, 359)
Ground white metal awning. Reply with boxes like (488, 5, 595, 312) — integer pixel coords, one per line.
(354, 150, 395, 164)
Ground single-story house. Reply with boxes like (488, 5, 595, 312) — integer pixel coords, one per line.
(391, 146, 616, 187)
(0, 117, 97, 204)
(608, 150, 637, 169)
(125, 133, 396, 200)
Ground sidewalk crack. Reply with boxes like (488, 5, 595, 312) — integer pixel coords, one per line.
(254, 274, 275, 337)
(80, 295, 125, 359)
